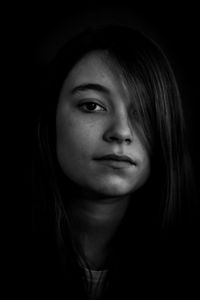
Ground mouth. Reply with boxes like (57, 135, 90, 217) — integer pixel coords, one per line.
(94, 154, 136, 168)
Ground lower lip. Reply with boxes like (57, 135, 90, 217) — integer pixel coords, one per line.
(95, 159, 134, 169)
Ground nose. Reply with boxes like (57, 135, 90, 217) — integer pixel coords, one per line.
(103, 112, 133, 144)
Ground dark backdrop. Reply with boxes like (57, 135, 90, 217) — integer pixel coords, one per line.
(30, 1, 200, 217)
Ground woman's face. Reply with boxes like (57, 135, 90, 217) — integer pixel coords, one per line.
(56, 51, 150, 197)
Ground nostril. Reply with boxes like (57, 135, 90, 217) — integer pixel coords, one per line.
(124, 138, 131, 144)
(108, 136, 131, 144)
(103, 118, 133, 144)
(109, 136, 118, 142)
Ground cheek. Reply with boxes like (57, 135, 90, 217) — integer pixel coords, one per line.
(139, 157, 151, 185)
(56, 116, 102, 163)
(132, 142, 151, 186)
(57, 120, 84, 161)
(139, 150, 151, 184)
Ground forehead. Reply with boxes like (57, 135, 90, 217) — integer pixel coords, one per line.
(62, 50, 130, 99)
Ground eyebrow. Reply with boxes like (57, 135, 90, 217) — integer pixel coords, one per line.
(70, 83, 110, 95)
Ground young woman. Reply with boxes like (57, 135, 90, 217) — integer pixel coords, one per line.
(32, 25, 197, 299)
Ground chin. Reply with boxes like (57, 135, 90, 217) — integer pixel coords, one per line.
(90, 178, 138, 197)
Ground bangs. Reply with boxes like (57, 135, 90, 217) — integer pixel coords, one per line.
(122, 71, 156, 154)
(103, 51, 156, 154)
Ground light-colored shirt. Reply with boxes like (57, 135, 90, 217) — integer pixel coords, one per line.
(83, 267, 108, 300)
(78, 256, 108, 300)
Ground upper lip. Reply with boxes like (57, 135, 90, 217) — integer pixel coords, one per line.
(94, 154, 136, 165)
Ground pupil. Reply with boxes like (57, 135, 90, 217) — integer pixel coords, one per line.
(87, 103, 96, 110)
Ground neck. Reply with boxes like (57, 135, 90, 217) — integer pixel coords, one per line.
(67, 191, 130, 270)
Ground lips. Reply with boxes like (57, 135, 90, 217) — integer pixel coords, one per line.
(94, 154, 136, 165)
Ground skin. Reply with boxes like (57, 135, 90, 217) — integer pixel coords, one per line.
(56, 51, 151, 269)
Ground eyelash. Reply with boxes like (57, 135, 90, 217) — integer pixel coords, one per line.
(79, 101, 106, 112)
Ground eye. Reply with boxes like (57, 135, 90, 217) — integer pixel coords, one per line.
(79, 102, 106, 112)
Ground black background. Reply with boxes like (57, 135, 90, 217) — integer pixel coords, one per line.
(27, 2, 200, 296)
(30, 1, 200, 204)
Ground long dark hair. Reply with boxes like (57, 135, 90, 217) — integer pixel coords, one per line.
(32, 24, 196, 298)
